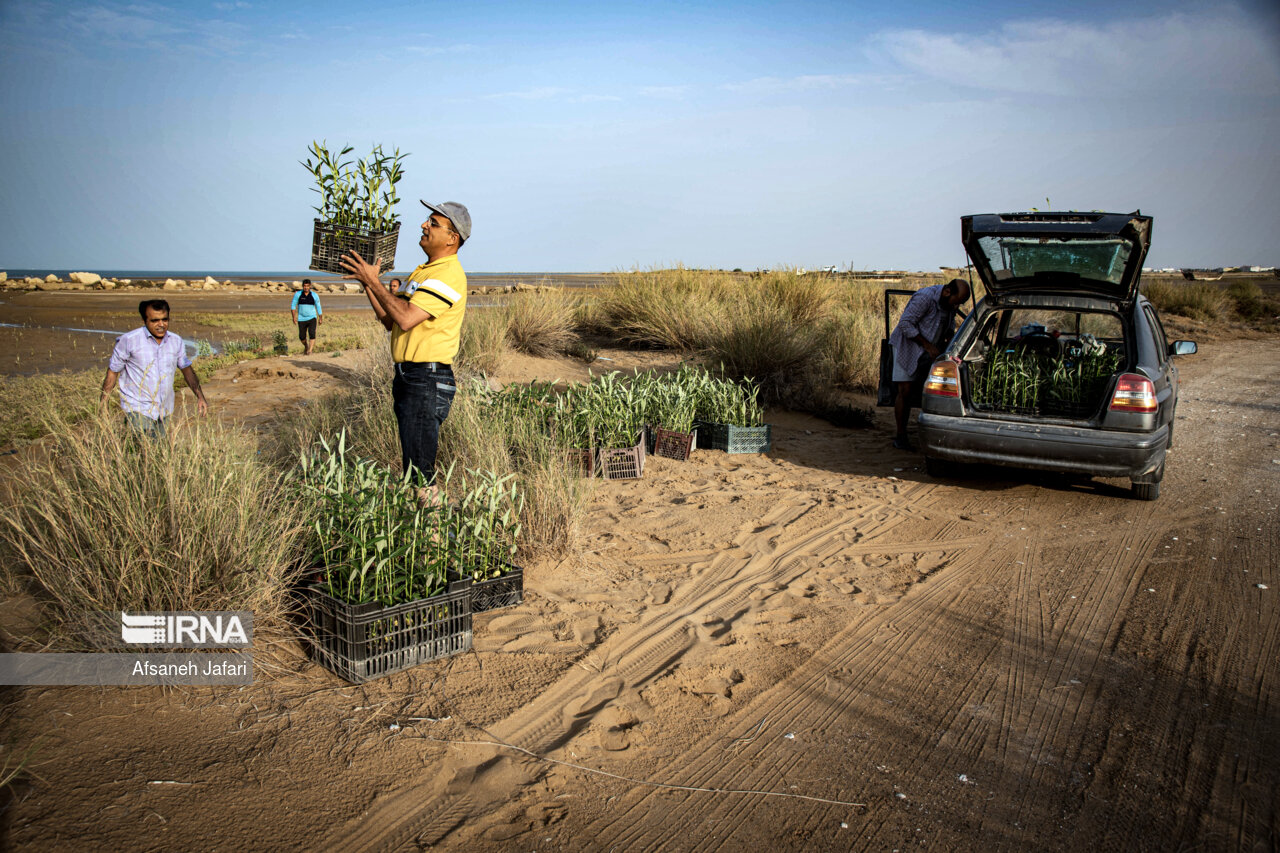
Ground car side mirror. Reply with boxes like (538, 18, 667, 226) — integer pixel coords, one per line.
(1170, 340, 1197, 356)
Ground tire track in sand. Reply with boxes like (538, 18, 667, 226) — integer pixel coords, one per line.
(325, 487, 931, 850)
(579, 488, 1182, 851)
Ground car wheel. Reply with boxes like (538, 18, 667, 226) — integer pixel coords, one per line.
(1132, 480, 1161, 501)
(1131, 460, 1164, 501)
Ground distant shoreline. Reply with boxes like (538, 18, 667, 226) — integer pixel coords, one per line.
(0, 269, 613, 284)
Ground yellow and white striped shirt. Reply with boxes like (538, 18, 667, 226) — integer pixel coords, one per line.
(391, 254, 467, 364)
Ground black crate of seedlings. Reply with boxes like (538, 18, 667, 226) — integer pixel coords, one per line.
(310, 220, 400, 275)
(652, 426, 695, 461)
(299, 579, 471, 683)
(599, 429, 646, 480)
(700, 421, 772, 454)
(469, 563, 524, 613)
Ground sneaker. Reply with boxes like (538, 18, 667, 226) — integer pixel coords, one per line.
(892, 435, 915, 451)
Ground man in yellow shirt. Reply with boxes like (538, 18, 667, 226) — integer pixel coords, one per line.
(341, 200, 469, 486)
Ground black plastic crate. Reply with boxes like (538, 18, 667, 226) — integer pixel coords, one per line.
(700, 421, 772, 454)
(299, 579, 471, 683)
(469, 564, 524, 612)
(309, 219, 399, 275)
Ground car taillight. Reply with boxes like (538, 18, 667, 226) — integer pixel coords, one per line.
(924, 360, 960, 397)
(1109, 373, 1157, 412)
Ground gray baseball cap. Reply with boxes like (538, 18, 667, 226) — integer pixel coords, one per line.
(421, 200, 471, 241)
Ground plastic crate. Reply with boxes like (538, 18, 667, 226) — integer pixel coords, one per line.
(652, 426, 695, 461)
(469, 564, 524, 612)
(599, 430, 646, 480)
(309, 219, 399, 275)
(299, 580, 471, 683)
(700, 421, 772, 454)
(567, 447, 596, 477)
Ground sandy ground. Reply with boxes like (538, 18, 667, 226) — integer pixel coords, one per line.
(1, 307, 1277, 851)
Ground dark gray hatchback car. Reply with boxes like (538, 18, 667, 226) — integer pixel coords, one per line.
(918, 211, 1197, 500)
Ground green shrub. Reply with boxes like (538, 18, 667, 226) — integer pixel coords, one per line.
(279, 339, 591, 563)
(1225, 280, 1277, 321)
(295, 431, 522, 603)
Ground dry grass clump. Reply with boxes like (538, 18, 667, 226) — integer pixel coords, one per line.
(1225, 280, 1280, 323)
(1141, 279, 1230, 321)
(0, 369, 100, 447)
(0, 409, 303, 647)
(458, 292, 586, 372)
(455, 306, 510, 377)
(504, 291, 577, 357)
(592, 268, 887, 403)
(587, 267, 728, 348)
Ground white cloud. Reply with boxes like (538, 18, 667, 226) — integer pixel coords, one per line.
(876, 8, 1280, 97)
(64, 3, 184, 44)
(570, 93, 623, 103)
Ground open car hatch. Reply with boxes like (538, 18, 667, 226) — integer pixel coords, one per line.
(962, 211, 1152, 303)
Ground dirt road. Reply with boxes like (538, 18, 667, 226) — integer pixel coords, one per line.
(3, 338, 1276, 851)
(322, 338, 1279, 851)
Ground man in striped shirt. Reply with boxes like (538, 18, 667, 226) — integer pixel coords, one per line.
(101, 299, 208, 437)
(889, 278, 969, 451)
(341, 201, 469, 487)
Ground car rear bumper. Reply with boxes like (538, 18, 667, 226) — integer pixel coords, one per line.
(918, 413, 1167, 478)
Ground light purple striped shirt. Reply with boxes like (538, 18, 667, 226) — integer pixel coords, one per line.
(890, 284, 949, 373)
(108, 326, 192, 420)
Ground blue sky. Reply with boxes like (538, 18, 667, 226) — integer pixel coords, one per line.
(1, 0, 1277, 272)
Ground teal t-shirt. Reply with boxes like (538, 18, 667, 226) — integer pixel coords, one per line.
(291, 290, 322, 322)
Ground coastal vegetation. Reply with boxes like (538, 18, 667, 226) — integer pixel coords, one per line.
(0, 408, 301, 646)
(1, 269, 1274, 647)
(0, 370, 100, 446)
(585, 268, 888, 416)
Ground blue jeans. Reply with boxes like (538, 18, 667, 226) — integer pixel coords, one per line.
(392, 362, 456, 485)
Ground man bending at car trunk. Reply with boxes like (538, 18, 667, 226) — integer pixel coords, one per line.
(340, 201, 469, 492)
(889, 278, 969, 451)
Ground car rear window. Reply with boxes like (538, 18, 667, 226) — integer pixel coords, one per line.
(978, 236, 1133, 285)
(1002, 309, 1123, 343)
